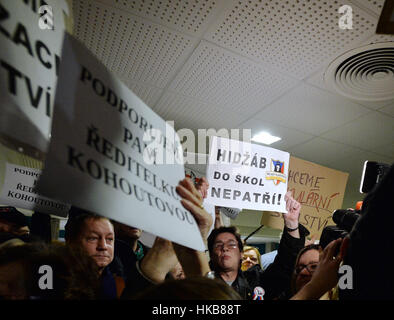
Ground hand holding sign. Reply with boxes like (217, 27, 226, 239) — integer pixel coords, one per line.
(176, 178, 213, 242)
(195, 177, 209, 199)
(170, 178, 213, 277)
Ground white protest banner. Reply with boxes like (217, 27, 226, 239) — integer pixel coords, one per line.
(37, 33, 206, 251)
(0, 0, 70, 152)
(0, 163, 70, 217)
(205, 136, 290, 213)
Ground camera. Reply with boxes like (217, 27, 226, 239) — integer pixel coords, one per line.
(319, 160, 390, 250)
(360, 161, 390, 194)
(319, 209, 361, 249)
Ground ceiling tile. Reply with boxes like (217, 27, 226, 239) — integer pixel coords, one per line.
(286, 137, 364, 169)
(378, 103, 394, 118)
(97, 0, 225, 36)
(126, 82, 163, 108)
(370, 143, 394, 159)
(204, 0, 377, 79)
(72, 0, 197, 89)
(254, 83, 370, 135)
(321, 111, 394, 150)
(238, 119, 314, 152)
(168, 41, 299, 117)
(154, 90, 249, 133)
(351, 0, 386, 16)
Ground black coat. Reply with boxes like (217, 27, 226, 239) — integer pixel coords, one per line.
(217, 224, 309, 300)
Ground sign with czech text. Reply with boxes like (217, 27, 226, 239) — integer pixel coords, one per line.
(205, 136, 290, 213)
(0, 0, 70, 153)
(0, 163, 70, 217)
(260, 156, 349, 238)
(36, 33, 206, 252)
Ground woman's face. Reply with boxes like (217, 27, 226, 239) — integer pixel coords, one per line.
(241, 249, 259, 271)
(295, 249, 320, 292)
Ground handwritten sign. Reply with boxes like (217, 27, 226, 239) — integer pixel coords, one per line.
(260, 156, 349, 237)
(0, 0, 69, 152)
(205, 136, 290, 213)
(0, 163, 70, 217)
(37, 33, 206, 251)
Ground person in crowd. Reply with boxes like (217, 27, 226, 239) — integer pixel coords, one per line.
(338, 162, 394, 300)
(294, 163, 394, 300)
(292, 244, 321, 296)
(167, 261, 186, 280)
(64, 211, 125, 299)
(290, 238, 344, 300)
(207, 191, 309, 300)
(241, 245, 261, 271)
(0, 206, 30, 243)
(0, 242, 100, 299)
(108, 221, 148, 280)
(121, 177, 214, 298)
(275, 243, 321, 299)
(30, 211, 52, 243)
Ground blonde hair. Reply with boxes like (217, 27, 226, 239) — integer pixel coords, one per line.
(241, 245, 261, 271)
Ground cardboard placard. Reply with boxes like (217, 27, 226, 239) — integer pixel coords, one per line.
(260, 156, 349, 238)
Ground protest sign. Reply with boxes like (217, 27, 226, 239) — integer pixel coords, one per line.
(37, 33, 206, 251)
(0, 163, 70, 217)
(0, 0, 70, 153)
(205, 136, 290, 213)
(260, 156, 349, 238)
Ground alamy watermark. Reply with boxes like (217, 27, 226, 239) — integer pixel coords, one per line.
(38, 265, 53, 290)
(338, 5, 353, 30)
(38, 5, 54, 30)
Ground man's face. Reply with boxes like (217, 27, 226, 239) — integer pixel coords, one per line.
(78, 218, 114, 270)
(211, 232, 242, 272)
(0, 219, 17, 234)
(295, 249, 320, 292)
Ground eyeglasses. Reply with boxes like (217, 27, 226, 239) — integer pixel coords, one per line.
(242, 256, 258, 263)
(213, 241, 238, 251)
(295, 262, 318, 275)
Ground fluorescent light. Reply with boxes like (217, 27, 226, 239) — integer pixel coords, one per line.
(251, 131, 281, 145)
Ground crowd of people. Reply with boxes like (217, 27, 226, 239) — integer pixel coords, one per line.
(0, 162, 393, 300)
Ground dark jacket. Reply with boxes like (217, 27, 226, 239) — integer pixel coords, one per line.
(216, 224, 309, 300)
(109, 239, 149, 281)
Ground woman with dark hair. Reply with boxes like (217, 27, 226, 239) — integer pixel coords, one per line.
(276, 244, 321, 300)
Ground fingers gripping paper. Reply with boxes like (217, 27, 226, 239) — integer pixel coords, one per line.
(37, 34, 206, 251)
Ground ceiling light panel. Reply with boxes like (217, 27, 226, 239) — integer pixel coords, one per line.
(72, 0, 197, 89)
(169, 41, 298, 116)
(204, 0, 378, 79)
(239, 119, 314, 151)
